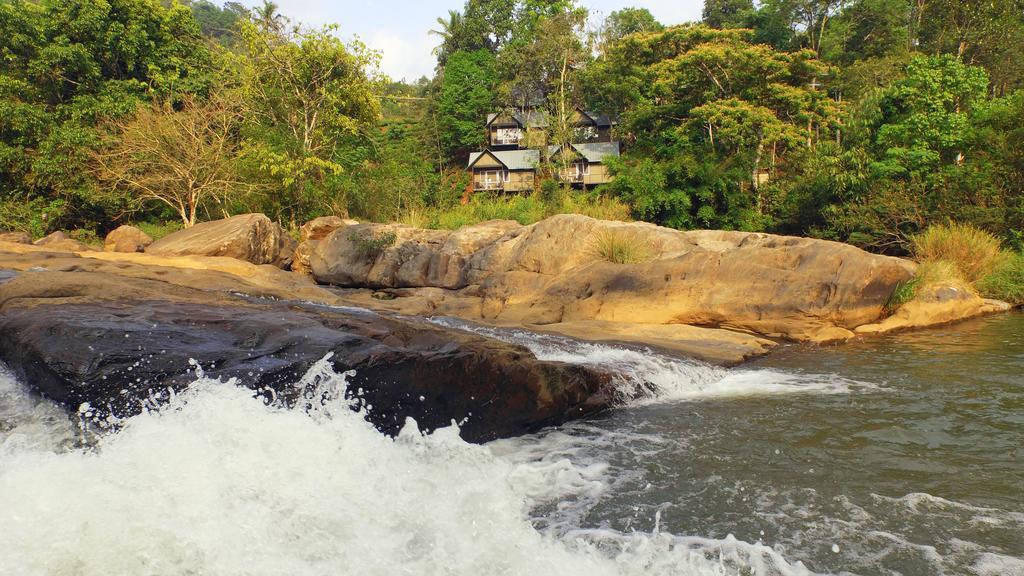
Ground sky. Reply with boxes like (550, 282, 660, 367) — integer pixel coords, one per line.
(239, 1, 705, 81)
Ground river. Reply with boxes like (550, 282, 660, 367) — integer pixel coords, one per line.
(1, 312, 1021, 575)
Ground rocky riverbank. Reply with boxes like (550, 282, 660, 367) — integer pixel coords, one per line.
(0, 213, 1012, 440)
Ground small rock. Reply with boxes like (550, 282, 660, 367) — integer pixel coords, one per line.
(300, 216, 357, 243)
(34, 231, 90, 251)
(104, 225, 153, 253)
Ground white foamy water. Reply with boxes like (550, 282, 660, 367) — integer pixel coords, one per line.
(0, 359, 816, 576)
(426, 317, 872, 404)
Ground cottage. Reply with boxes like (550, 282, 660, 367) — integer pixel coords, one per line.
(467, 149, 539, 192)
(485, 107, 616, 149)
(568, 109, 616, 143)
(548, 142, 620, 187)
(485, 110, 548, 149)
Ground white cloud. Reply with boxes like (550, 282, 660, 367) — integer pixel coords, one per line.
(366, 30, 438, 82)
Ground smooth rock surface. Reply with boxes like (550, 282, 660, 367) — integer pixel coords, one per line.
(0, 269, 614, 442)
(104, 225, 153, 253)
(292, 216, 358, 276)
(147, 213, 296, 268)
(0, 231, 31, 244)
(300, 216, 357, 242)
(311, 220, 521, 289)
(34, 231, 90, 251)
(855, 285, 1012, 335)
(312, 215, 917, 343)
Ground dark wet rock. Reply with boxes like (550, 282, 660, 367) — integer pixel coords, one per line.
(0, 271, 613, 442)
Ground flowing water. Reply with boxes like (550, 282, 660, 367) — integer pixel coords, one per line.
(0, 312, 1022, 575)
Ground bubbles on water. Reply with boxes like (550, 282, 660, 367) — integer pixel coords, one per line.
(427, 317, 874, 406)
(0, 358, 814, 576)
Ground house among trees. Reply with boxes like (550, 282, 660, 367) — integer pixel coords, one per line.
(467, 149, 540, 192)
(469, 105, 620, 192)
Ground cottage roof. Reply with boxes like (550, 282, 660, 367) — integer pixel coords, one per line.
(581, 110, 616, 126)
(486, 109, 549, 129)
(467, 149, 541, 170)
(548, 142, 621, 163)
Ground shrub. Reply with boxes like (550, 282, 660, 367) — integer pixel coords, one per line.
(136, 221, 184, 241)
(560, 194, 632, 222)
(348, 230, 397, 258)
(978, 252, 1024, 305)
(69, 229, 103, 249)
(912, 223, 1006, 284)
(589, 228, 655, 264)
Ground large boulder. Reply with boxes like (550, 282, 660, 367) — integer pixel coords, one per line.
(310, 214, 918, 343)
(291, 216, 359, 276)
(34, 231, 90, 252)
(147, 214, 296, 268)
(0, 231, 31, 244)
(104, 225, 153, 253)
(0, 269, 614, 443)
(310, 220, 520, 289)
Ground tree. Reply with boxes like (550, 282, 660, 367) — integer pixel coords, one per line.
(435, 49, 497, 160)
(702, 0, 753, 29)
(92, 96, 245, 227)
(821, 0, 910, 63)
(0, 0, 215, 233)
(597, 7, 663, 50)
(586, 25, 838, 228)
(871, 54, 989, 174)
(238, 19, 381, 223)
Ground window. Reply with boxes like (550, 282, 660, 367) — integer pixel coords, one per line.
(480, 169, 507, 189)
(574, 126, 598, 141)
(495, 128, 523, 145)
(572, 161, 590, 180)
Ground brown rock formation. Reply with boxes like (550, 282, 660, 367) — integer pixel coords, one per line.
(147, 213, 296, 268)
(0, 231, 31, 244)
(104, 225, 154, 253)
(0, 266, 615, 443)
(310, 215, 918, 344)
(34, 231, 90, 251)
(291, 216, 359, 276)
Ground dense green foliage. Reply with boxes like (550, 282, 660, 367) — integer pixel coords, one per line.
(0, 0, 1021, 258)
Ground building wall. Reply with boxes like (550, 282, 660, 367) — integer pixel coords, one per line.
(557, 162, 613, 186)
(473, 169, 535, 192)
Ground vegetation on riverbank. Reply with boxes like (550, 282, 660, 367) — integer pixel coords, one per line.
(895, 224, 1024, 307)
(1, 0, 1022, 259)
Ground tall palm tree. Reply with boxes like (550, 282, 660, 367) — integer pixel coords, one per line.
(253, 0, 287, 34)
(429, 10, 463, 56)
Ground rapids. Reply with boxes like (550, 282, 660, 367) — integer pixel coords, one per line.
(1, 312, 1022, 575)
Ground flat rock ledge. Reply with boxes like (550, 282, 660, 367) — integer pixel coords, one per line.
(0, 264, 615, 443)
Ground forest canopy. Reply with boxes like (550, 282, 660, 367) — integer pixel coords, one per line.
(0, 0, 1022, 254)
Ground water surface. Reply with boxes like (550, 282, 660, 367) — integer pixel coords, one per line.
(0, 313, 1021, 575)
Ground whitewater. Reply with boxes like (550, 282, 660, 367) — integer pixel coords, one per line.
(0, 335, 829, 575)
(2, 312, 1022, 576)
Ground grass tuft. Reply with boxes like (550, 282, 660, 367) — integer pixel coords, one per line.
(912, 223, 1006, 284)
(589, 228, 655, 264)
(978, 251, 1024, 305)
(136, 221, 183, 241)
